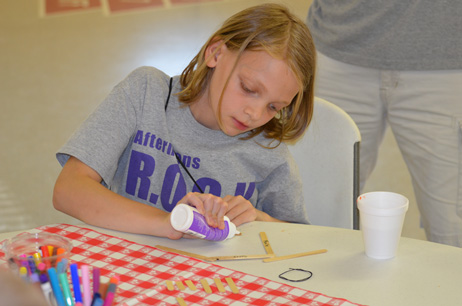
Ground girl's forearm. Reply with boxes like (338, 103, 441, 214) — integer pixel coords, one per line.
(53, 159, 181, 239)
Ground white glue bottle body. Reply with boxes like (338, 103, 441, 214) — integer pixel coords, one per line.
(170, 204, 239, 241)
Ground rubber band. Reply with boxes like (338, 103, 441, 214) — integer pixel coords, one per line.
(278, 268, 313, 282)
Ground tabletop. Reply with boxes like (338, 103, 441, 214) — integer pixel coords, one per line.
(1, 221, 461, 306)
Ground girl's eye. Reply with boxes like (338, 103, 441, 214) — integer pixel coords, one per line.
(269, 104, 278, 112)
(241, 82, 255, 94)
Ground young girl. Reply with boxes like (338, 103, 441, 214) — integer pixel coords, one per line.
(53, 3, 316, 239)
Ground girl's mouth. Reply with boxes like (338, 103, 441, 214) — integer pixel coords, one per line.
(233, 118, 249, 131)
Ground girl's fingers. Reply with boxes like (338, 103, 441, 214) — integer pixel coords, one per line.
(176, 193, 228, 229)
(203, 196, 227, 229)
(178, 192, 205, 214)
(223, 196, 257, 226)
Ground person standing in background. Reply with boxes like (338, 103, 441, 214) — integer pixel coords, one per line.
(306, 0, 462, 247)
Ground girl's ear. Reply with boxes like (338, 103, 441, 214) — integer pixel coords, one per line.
(205, 39, 226, 68)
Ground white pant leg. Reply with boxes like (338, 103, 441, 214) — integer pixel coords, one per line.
(314, 52, 387, 191)
(315, 52, 462, 247)
(387, 69, 462, 246)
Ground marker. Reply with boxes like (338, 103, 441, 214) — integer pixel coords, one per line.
(92, 267, 100, 295)
(39, 273, 49, 284)
(109, 276, 119, 285)
(33, 252, 42, 266)
(102, 282, 117, 306)
(41, 246, 51, 268)
(91, 297, 104, 306)
(19, 254, 31, 275)
(57, 248, 66, 263)
(51, 246, 58, 266)
(99, 281, 108, 299)
(59, 272, 75, 306)
(28, 255, 38, 274)
(40, 245, 50, 257)
(41, 245, 50, 258)
(81, 265, 91, 306)
(90, 293, 101, 306)
(41, 279, 55, 306)
(37, 262, 47, 273)
(48, 268, 66, 306)
(70, 263, 83, 303)
(57, 258, 68, 274)
(19, 266, 28, 281)
(30, 272, 40, 284)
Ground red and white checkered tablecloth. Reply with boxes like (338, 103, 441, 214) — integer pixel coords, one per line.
(0, 224, 364, 306)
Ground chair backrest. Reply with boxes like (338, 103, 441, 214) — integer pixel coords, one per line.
(288, 97, 361, 229)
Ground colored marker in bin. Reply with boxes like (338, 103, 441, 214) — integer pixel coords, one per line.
(48, 267, 66, 306)
(70, 263, 83, 304)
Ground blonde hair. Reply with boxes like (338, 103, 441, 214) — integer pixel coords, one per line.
(178, 3, 316, 144)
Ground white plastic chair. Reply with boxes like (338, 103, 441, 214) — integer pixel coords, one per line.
(288, 97, 361, 229)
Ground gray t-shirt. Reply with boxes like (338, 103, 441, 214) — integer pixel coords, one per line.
(57, 66, 309, 224)
(306, 0, 462, 70)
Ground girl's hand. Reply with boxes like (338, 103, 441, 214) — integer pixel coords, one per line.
(176, 192, 228, 229)
(222, 195, 258, 226)
(162, 212, 186, 240)
(223, 195, 284, 226)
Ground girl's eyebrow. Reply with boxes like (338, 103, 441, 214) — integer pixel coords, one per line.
(241, 70, 267, 93)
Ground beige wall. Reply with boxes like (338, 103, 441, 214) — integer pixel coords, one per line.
(0, 0, 425, 240)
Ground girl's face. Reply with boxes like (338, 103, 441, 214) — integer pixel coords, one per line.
(190, 41, 299, 137)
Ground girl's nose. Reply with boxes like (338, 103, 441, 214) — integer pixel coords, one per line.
(243, 103, 264, 121)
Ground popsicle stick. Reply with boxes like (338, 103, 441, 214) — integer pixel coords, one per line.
(176, 280, 186, 291)
(225, 277, 239, 294)
(214, 278, 226, 292)
(166, 280, 175, 291)
(200, 279, 212, 294)
(156, 245, 211, 261)
(212, 254, 274, 261)
(263, 249, 328, 262)
(259, 232, 275, 255)
(184, 280, 197, 291)
(176, 297, 187, 306)
(155, 245, 273, 262)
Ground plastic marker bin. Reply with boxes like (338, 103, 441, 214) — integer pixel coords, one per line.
(3, 232, 73, 276)
(170, 204, 239, 241)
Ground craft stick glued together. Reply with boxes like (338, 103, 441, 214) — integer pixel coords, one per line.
(259, 232, 275, 255)
(157, 245, 210, 261)
(209, 254, 274, 261)
(259, 231, 327, 262)
(155, 245, 273, 261)
(263, 249, 328, 262)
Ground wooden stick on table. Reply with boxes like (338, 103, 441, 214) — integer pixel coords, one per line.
(259, 232, 275, 255)
(155, 245, 274, 262)
(176, 297, 187, 306)
(225, 277, 239, 294)
(156, 245, 211, 261)
(263, 249, 328, 263)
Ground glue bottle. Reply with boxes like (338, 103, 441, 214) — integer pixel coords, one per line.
(170, 204, 239, 241)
